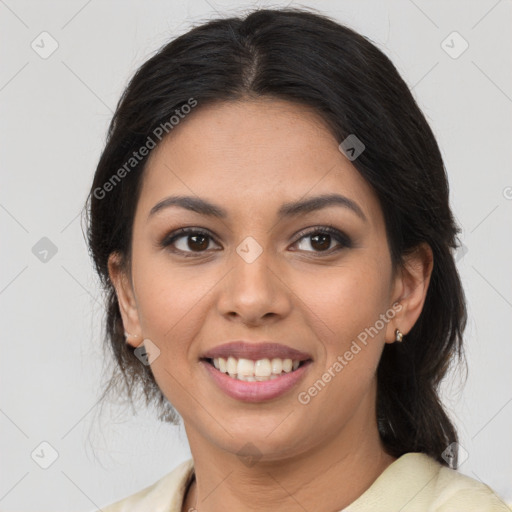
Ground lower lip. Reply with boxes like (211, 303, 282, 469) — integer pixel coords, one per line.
(200, 360, 312, 403)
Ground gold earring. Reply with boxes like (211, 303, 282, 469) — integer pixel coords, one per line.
(395, 328, 403, 342)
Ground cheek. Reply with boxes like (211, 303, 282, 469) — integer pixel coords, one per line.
(130, 256, 214, 411)
(296, 257, 390, 411)
(130, 252, 214, 358)
(295, 268, 387, 430)
(296, 260, 390, 342)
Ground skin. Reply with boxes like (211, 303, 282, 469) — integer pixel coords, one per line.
(109, 98, 433, 512)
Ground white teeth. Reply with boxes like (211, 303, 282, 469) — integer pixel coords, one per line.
(254, 358, 271, 377)
(237, 358, 254, 376)
(282, 359, 293, 372)
(226, 356, 237, 374)
(271, 358, 282, 374)
(210, 356, 304, 380)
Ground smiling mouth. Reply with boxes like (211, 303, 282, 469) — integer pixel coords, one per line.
(201, 356, 312, 382)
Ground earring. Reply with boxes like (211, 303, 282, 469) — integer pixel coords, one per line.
(124, 331, 139, 339)
(395, 328, 404, 343)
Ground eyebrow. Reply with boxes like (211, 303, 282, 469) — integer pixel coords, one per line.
(148, 193, 367, 222)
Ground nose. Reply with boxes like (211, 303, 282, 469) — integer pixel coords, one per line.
(216, 244, 293, 326)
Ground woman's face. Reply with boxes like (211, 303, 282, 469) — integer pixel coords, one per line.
(110, 98, 422, 461)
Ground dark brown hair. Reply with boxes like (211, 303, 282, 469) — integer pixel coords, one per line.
(84, 7, 467, 467)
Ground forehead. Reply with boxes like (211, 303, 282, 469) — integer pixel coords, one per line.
(136, 98, 382, 228)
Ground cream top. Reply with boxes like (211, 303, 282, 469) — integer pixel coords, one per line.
(96, 452, 511, 511)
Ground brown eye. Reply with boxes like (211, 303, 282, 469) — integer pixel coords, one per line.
(160, 228, 220, 256)
(309, 233, 332, 251)
(292, 227, 352, 254)
(186, 234, 209, 251)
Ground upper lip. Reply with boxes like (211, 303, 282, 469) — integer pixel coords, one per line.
(201, 341, 313, 361)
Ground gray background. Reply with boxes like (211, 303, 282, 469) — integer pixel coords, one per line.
(1, 0, 511, 510)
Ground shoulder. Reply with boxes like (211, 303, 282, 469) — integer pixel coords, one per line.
(344, 452, 510, 511)
(94, 458, 195, 512)
(430, 459, 510, 511)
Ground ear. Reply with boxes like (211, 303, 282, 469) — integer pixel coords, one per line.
(108, 251, 142, 348)
(385, 242, 434, 344)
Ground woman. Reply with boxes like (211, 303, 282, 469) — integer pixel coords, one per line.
(85, 7, 510, 511)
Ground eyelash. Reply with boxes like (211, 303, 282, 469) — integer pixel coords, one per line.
(159, 226, 352, 258)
